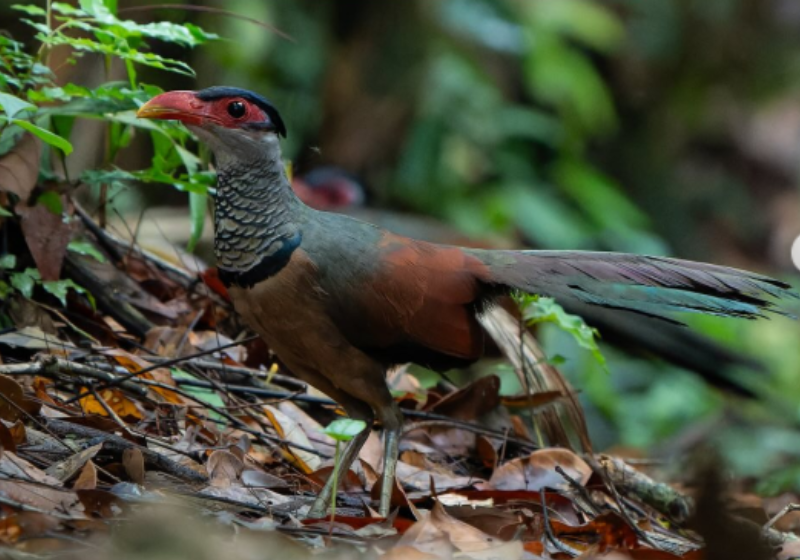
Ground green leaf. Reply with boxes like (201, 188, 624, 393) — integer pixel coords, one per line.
(0, 92, 36, 119)
(0, 280, 12, 300)
(324, 418, 367, 442)
(42, 278, 94, 307)
(0, 207, 12, 218)
(10, 268, 39, 299)
(186, 191, 206, 253)
(36, 191, 63, 215)
(525, 0, 624, 52)
(68, 240, 106, 263)
(170, 367, 227, 421)
(11, 4, 47, 16)
(11, 119, 73, 155)
(0, 255, 16, 270)
(52, 2, 86, 16)
(519, 295, 607, 371)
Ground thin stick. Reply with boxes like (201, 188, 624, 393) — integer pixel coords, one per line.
(62, 335, 258, 402)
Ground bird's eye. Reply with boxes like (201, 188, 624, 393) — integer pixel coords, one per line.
(227, 101, 246, 118)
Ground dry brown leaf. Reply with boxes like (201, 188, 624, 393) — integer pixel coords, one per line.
(1, 452, 64, 486)
(207, 449, 244, 488)
(0, 478, 82, 517)
(488, 448, 591, 492)
(427, 375, 501, 421)
(122, 448, 145, 485)
(76, 489, 122, 518)
(103, 349, 184, 404)
(396, 459, 478, 492)
(443, 505, 523, 541)
(6, 420, 27, 447)
(392, 501, 523, 560)
(0, 132, 41, 201)
(0, 375, 39, 422)
(0, 514, 22, 545)
(45, 442, 103, 482)
(501, 391, 565, 410)
(430, 501, 523, 558)
(476, 436, 498, 470)
(241, 469, 288, 489)
(0, 421, 18, 453)
(310, 465, 364, 494)
(551, 512, 638, 550)
(277, 400, 335, 455)
(17, 197, 72, 281)
(78, 388, 142, 421)
(263, 405, 321, 473)
(73, 460, 98, 491)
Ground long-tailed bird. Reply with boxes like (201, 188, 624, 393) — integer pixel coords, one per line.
(293, 168, 770, 395)
(137, 86, 795, 518)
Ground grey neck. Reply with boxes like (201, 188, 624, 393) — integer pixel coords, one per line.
(213, 154, 303, 276)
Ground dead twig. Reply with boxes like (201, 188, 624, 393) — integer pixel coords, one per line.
(586, 455, 663, 551)
(554, 465, 602, 517)
(43, 418, 208, 484)
(594, 454, 693, 524)
(139, 357, 306, 389)
(540, 488, 581, 557)
(0, 355, 147, 397)
(61, 336, 259, 403)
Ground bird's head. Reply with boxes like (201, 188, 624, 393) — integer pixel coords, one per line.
(136, 86, 286, 166)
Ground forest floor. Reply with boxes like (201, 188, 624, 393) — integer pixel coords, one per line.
(0, 209, 798, 560)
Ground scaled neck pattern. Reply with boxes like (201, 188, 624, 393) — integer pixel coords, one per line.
(213, 154, 302, 289)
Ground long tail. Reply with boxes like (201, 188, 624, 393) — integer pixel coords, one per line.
(474, 250, 797, 322)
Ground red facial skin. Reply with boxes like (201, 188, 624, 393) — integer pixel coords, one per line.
(136, 90, 268, 128)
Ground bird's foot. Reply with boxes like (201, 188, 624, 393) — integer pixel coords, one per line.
(377, 428, 400, 517)
(307, 494, 331, 520)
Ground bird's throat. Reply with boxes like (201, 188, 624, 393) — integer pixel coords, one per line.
(213, 160, 302, 288)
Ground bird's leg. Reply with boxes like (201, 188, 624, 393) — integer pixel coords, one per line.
(308, 422, 371, 518)
(377, 402, 404, 517)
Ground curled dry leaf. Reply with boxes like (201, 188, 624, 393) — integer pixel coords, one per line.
(207, 449, 244, 488)
(442, 504, 525, 542)
(73, 460, 98, 491)
(17, 197, 72, 281)
(392, 501, 524, 560)
(0, 375, 40, 422)
(122, 448, 145, 485)
(426, 374, 501, 421)
(488, 448, 591, 492)
(0, 422, 18, 453)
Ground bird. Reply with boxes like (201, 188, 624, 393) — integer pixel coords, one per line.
(293, 168, 768, 395)
(137, 86, 796, 518)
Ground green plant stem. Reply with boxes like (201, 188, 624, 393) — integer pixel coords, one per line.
(329, 440, 341, 524)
